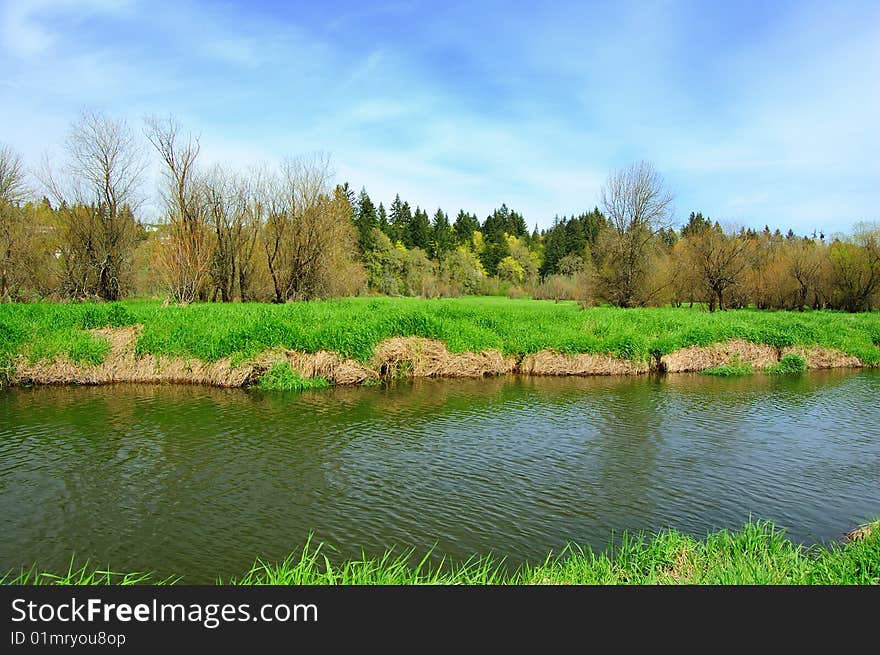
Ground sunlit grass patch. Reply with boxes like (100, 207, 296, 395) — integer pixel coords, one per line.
(701, 360, 753, 376)
(258, 361, 330, 391)
(1, 299, 879, 370)
(765, 353, 807, 375)
(8, 520, 875, 585)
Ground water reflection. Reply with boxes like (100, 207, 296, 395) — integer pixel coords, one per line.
(1, 369, 878, 582)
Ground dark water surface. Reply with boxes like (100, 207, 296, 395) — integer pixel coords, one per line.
(2, 370, 879, 582)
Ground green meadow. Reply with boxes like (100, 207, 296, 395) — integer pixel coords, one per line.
(1, 298, 879, 380)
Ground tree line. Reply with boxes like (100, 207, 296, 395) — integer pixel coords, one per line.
(0, 111, 878, 311)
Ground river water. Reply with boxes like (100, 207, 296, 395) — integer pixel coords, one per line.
(2, 370, 878, 582)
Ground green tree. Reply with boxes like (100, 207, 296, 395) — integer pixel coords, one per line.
(430, 208, 453, 260)
(453, 210, 479, 245)
(409, 206, 430, 251)
(354, 188, 378, 253)
(388, 195, 411, 245)
(377, 202, 389, 235)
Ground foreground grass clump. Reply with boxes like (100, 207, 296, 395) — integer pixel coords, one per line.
(701, 360, 753, 376)
(258, 362, 330, 391)
(765, 353, 808, 375)
(5, 520, 878, 585)
(1, 298, 879, 371)
(4, 557, 178, 586)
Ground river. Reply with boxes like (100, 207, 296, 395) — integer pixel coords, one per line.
(2, 370, 878, 582)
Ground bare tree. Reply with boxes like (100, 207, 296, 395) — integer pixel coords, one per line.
(597, 161, 674, 306)
(144, 115, 212, 304)
(202, 165, 261, 301)
(684, 223, 753, 311)
(784, 238, 827, 310)
(829, 224, 880, 312)
(259, 155, 363, 301)
(235, 167, 267, 301)
(262, 156, 332, 301)
(42, 111, 145, 300)
(257, 166, 290, 303)
(0, 144, 29, 301)
(0, 144, 27, 204)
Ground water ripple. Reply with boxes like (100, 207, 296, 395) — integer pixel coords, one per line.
(1, 370, 878, 581)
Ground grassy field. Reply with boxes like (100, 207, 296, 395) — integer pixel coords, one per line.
(4, 521, 878, 585)
(1, 298, 879, 379)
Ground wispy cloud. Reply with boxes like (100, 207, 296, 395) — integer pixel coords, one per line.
(0, 0, 877, 232)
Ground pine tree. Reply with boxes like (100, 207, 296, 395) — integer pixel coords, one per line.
(482, 206, 507, 243)
(453, 210, 479, 245)
(377, 203, 389, 235)
(508, 209, 528, 238)
(354, 188, 378, 253)
(539, 216, 567, 278)
(340, 182, 356, 209)
(409, 206, 430, 251)
(430, 208, 453, 260)
(388, 195, 411, 245)
(681, 211, 712, 238)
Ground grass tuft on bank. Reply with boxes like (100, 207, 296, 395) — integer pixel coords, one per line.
(258, 362, 330, 391)
(765, 353, 808, 375)
(4, 520, 878, 585)
(1, 299, 879, 374)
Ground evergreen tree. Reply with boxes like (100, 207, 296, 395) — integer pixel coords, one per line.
(354, 188, 378, 253)
(377, 203, 389, 235)
(430, 208, 453, 260)
(508, 209, 528, 238)
(453, 210, 479, 245)
(482, 206, 508, 243)
(480, 239, 510, 276)
(388, 195, 412, 245)
(409, 206, 431, 251)
(539, 216, 567, 278)
(339, 182, 356, 209)
(482, 204, 529, 241)
(681, 211, 712, 238)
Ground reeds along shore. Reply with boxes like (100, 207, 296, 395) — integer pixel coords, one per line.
(5, 520, 879, 585)
(1, 298, 879, 388)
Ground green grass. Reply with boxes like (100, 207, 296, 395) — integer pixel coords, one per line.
(4, 520, 877, 585)
(765, 352, 808, 375)
(3, 556, 179, 585)
(701, 360, 753, 376)
(1, 299, 879, 376)
(258, 362, 330, 391)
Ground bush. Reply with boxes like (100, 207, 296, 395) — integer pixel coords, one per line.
(533, 272, 593, 304)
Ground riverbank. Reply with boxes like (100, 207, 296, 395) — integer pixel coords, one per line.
(2, 298, 878, 387)
(4, 520, 878, 585)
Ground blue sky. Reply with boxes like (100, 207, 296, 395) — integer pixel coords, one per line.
(1, 0, 878, 233)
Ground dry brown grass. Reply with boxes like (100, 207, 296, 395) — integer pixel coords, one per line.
(846, 521, 878, 542)
(662, 546, 697, 583)
(661, 339, 778, 373)
(15, 325, 256, 387)
(520, 350, 649, 376)
(781, 346, 862, 370)
(372, 337, 516, 379)
(10, 329, 868, 389)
